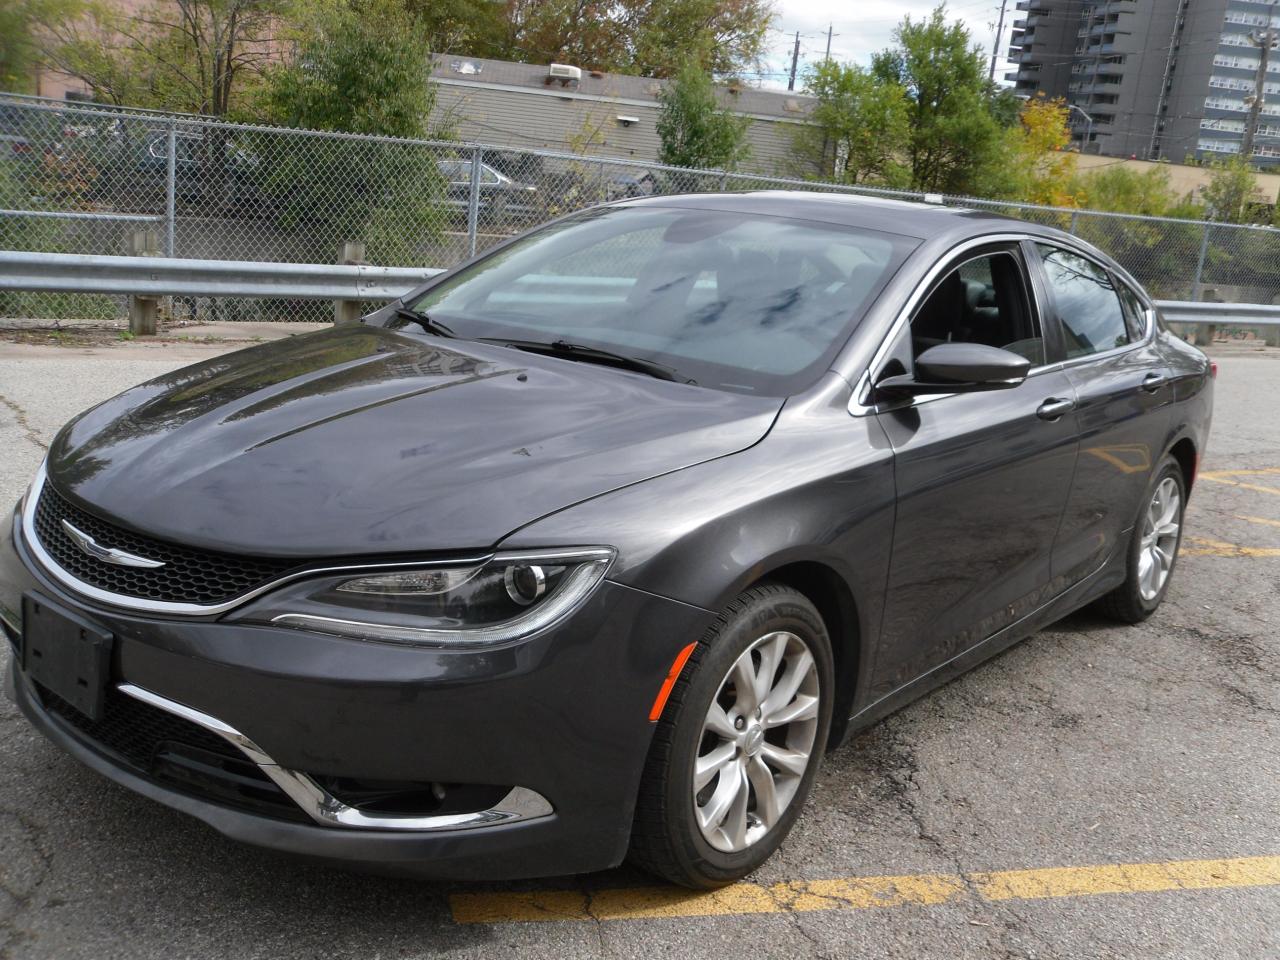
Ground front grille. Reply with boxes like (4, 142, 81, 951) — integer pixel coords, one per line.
(36, 683, 309, 823)
(32, 481, 299, 606)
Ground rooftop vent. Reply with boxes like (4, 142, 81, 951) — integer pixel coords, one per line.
(548, 63, 582, 81)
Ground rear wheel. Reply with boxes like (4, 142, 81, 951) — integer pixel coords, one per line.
(628, 584, 834, 888)
(1097, 456, 1186, 623)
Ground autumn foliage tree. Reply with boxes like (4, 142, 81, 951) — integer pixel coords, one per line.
(496, 0, 774, 78)
(793, 60, 909, 186)
(999, 95, 1082, 207)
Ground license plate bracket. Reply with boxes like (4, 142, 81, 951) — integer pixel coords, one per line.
(21, 593, 113, 721)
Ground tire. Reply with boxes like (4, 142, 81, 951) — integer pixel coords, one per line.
(1096, 455, 1186, 624)
(628, 583, 834, 888)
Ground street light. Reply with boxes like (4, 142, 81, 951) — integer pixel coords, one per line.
(1067, 104, 1095, 154)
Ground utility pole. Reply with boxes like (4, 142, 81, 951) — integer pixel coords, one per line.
(825, 24, 833, 62)
(787, 30, 801, 91)
(989, 0, 1010, 83)
(1242, 28, 1279, 163)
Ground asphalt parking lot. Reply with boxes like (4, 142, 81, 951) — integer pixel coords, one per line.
(0, 337, 1277, 959)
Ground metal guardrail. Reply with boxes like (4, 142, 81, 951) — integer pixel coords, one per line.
(2, 251, 1279, 342)
(0, 250, 440, 301)
(1156, 300, 1280, 326)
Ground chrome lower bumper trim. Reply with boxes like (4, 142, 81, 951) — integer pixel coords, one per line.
(116, 683, 553, 831)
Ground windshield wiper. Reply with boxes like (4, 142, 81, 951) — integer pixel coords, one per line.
(478, 338, 695, 384)
(393, 305, 458, 338)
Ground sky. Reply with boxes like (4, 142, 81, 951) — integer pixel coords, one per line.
(752, 0, 1017, 91)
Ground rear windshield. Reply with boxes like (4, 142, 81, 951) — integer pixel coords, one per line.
(398, 205, 917, 395)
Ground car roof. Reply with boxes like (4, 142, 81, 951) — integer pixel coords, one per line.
(618, 190, 1073, 244)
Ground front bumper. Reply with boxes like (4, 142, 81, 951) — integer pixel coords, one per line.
(1, 505, 715, 879)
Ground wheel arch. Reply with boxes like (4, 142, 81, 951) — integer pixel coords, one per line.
(733, 558, 865, 750)
(1167, 435, 1198, 494)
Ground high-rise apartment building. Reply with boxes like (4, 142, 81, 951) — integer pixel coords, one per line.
(1006, 0, 1280, 167)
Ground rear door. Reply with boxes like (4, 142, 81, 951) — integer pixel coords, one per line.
(1028, 242, 1174, 587)
(868, 241, 1080, 694)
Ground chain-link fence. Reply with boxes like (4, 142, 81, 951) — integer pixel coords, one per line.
(3, 92, 1280, 327)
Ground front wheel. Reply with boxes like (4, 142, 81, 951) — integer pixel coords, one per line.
(1097, 456, 1186, 623)
(628, 584, 834, 888)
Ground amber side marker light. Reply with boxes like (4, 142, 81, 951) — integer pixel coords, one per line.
(648, 642, 698, 722)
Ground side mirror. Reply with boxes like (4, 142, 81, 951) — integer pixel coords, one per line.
(876, 342, 1032, 398)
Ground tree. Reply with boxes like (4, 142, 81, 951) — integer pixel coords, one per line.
(497, 0, 774, 78)
(254, 0, 447, 265)
(871, 6, 1005, 195)
(656, 62, 750, 171)
(261, 0, 439, 137)
(42, 0, 284, 115)
(792, 61, 909, 186)
(999, 96, 1082, 207)
(1075, 165, 1190, 217)
(1, 0, 82, 92)
(1199, 156, 1269, 224)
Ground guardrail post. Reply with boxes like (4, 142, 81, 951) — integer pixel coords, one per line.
(164, 122, 177, 258)
(334, 242, 366, 325)
(466, 147, 483, 259)
(1191, 223, 1210, 303)
(1068, 210, 1079, 235)
(128, 229, 160, 335)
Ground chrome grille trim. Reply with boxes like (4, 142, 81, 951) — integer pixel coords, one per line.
(19, 462, 492, 617)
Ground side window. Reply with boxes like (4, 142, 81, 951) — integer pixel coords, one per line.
(1036, 244, 1130, 358)
(910, 252, 1044, 365)
(1116, 281, 1149, 342)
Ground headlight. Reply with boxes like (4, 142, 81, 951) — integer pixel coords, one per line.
(233, 548, 613, 647)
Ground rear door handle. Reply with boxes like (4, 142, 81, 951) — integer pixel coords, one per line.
(1036, 397, 1075, 421)
(1141, 372, 1168, 393)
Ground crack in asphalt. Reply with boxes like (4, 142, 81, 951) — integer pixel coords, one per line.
(0, 807, 53, 960)
(873, 721, 1063, 960)
(0, 393, 47, 452)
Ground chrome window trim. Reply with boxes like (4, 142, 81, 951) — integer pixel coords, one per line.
(848, 231, 1158, 417)
(848, 233, 1040, 417)
(116, 683, 554, 831)
(19, 462, 495, 617)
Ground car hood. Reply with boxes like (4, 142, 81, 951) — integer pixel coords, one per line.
(46, 326, 780, 557)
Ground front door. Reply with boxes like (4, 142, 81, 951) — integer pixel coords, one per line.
(869, 244, 1079, 697)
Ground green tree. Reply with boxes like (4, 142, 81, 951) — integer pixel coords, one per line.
(497, 0, 774, 78)
(43, 0, 283, 114)
(1199, 156, 1268, 224)
(792, 60, 909, 186)
(1076, 165, 1191, 216)
(1, 0, 82, 92)
(871, 6, 1005, 195)
(656, 62, 750, 171)
(254, 0, 447, 265)
(262, 0, 439, 137)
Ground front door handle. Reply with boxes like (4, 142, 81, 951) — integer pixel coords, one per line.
(1037, 397, 1075, 421)
(1141, 372, 1168, 393)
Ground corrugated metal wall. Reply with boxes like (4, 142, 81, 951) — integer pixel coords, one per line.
(433, 84, 811, 176)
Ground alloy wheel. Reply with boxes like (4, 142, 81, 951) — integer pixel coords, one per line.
(693, 631, 820, 853)
(1138, 476, 1181, 601)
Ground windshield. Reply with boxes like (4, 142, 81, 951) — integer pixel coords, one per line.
(394, 205, 917, 394)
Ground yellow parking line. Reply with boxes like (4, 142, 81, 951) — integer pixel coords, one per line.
(1235, 514, 1280, 529)
(1183, 536, 1280, 558)
(1200, 476, 1280, 496)
(448, 855, 1280, 924)
(1199, 469, 1280, 477)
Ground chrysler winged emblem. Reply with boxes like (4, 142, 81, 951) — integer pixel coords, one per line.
(60, 520, 166, 569)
